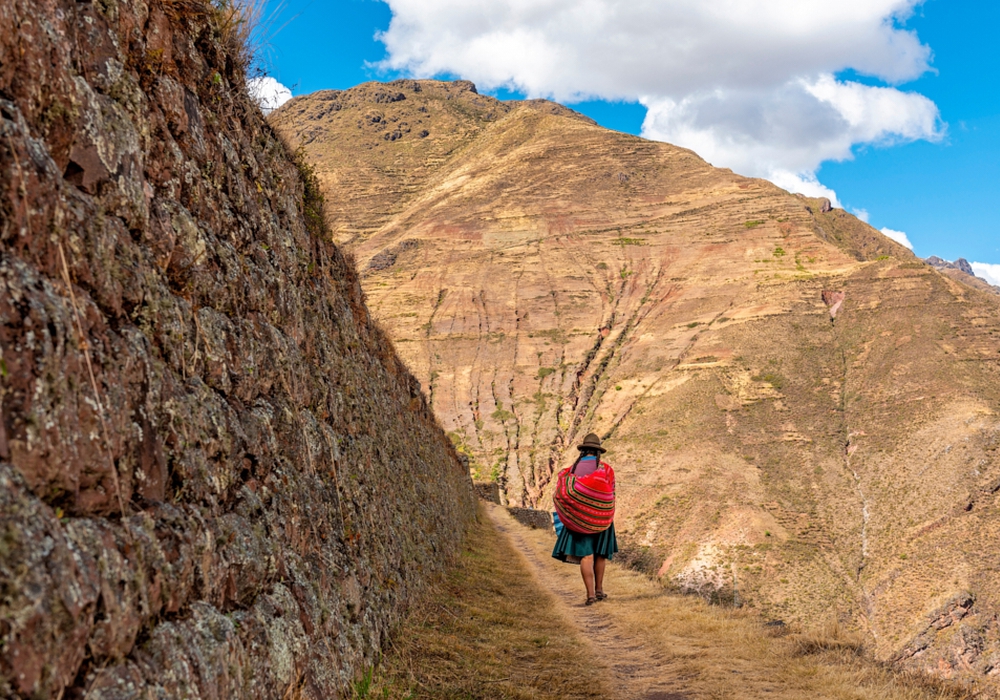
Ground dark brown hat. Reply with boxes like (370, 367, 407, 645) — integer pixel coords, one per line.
(577, 433, 606, 453)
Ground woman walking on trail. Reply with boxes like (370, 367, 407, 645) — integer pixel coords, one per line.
(552, 433, 619, 606)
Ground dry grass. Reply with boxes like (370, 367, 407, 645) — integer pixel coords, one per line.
(361, 504, 613, 699)
(159, 0, 284, 72)
(362, 505, 976, 699)
(213, 0, 281, 72)
(217, 0, 285, 71)
(509, 516, 977, 700)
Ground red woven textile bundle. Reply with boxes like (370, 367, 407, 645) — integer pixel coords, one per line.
(553, 462, 616, 534)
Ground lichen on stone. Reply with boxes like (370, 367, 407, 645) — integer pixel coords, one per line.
(0, 1, 475, 697)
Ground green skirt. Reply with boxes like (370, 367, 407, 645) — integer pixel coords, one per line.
(552, 523, 618, 564)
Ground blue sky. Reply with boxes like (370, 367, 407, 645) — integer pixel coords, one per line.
(257, 0, 999, 274)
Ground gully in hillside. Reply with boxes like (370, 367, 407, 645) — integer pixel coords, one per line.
(552, 433, 619, 605)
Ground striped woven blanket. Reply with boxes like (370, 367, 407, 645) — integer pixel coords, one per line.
(553, 462, 615, 534)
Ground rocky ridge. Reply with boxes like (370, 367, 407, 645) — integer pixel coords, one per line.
(274, 80, 1000, 686)
(926, 256, 999, 295)
(0, 4, 474, 698)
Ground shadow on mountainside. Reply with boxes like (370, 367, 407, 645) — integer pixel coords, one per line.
(365, 504, 975, 699)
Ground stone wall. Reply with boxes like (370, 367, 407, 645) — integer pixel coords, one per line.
(0, 1, 475, 697)
(506, 508, 554, 531)
(474, 481, 501, 504)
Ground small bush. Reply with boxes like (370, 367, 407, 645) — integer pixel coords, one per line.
(290, 147, 326, 237)
(492, 402, 514, 422)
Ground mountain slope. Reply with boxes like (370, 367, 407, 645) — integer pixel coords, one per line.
(273, 80, 1000, 685)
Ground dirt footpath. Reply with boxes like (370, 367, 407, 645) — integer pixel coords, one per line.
(488, 505, 688, 700)
(486, 504, 967, 700)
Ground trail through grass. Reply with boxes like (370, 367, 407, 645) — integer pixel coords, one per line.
(362, 505, 613, 699)
(366, 503, 973, 699)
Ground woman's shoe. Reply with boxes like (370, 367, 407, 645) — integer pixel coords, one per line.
(595, 591, 608, 601)
(585, 596, 598, 606)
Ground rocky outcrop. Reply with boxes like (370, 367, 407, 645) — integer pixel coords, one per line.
(821, 290, 846, 319)
(894, 592, 1000, 679)
(927, 256, 975, 277)
(365, 239, 419, 274)
(806, 197, 834, 214)
(926, 256, 999, 295)
(0, 3, 474, 698)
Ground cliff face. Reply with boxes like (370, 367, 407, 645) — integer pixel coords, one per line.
(274, 80, 1000, 684)
(0, 4, 474, 698)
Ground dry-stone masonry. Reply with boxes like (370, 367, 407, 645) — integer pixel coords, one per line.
(0, 1, 475, 697)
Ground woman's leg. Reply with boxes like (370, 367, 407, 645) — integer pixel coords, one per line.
(580, 555, 596, 599)
(594, 556, 607, 596)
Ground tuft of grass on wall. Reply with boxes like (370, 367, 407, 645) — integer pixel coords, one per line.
(212, 0, 279, 73)
(159, 0, 285, 75)
(291, 146, 327, 238)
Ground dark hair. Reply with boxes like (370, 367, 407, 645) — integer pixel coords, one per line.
(571, 448, 601, 472)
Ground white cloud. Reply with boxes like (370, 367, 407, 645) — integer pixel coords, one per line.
(640, 75, 941, 197)
(971, 262, 1000, 287)
(377, 0, 943, 200)
(853, 208, 871, 223)
(248, 76, 292, 115)
(880, 227, 913, 249)
(768, 170, 842, 208)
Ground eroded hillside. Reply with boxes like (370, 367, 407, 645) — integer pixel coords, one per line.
(0, 6, 474, 698)
(274, 80, 1000, 685)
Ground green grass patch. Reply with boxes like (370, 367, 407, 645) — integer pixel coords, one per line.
(530, 328, 569, 345)
(752, 372, 786, 390)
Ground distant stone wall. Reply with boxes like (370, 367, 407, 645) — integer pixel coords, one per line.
(0, 2, 475, 697)
(507, 508, 554, 531)
(474, 481, 502, 504)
